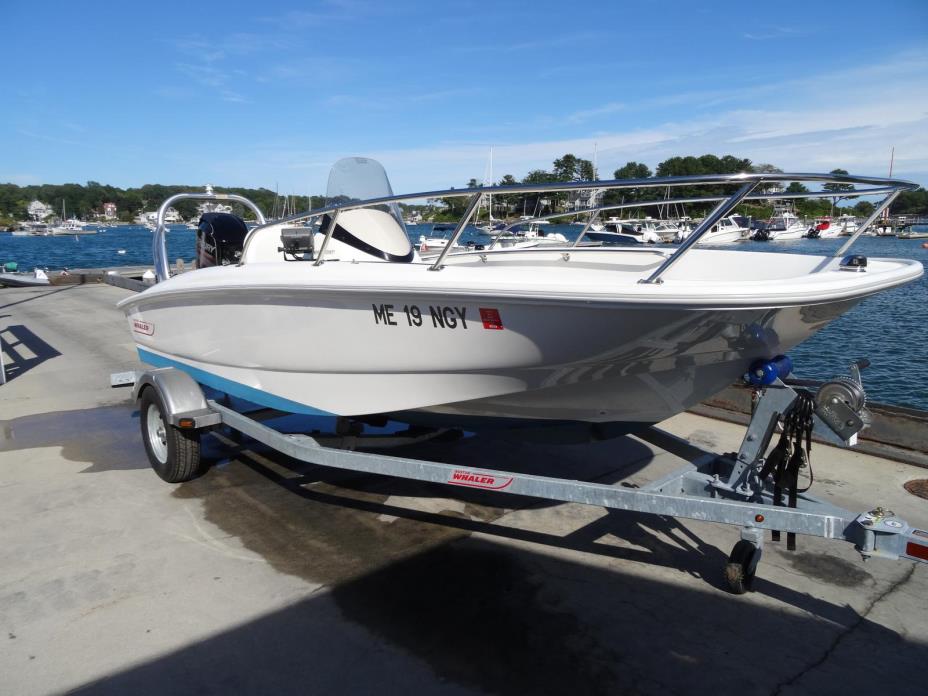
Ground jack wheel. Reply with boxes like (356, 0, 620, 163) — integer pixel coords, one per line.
(725, 540, 760, 594)
(140, 387, 204, 483)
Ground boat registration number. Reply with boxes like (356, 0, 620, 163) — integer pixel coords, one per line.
(372, 304, 504, 330)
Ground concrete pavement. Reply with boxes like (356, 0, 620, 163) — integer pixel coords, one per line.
(1, 284, 926, 695)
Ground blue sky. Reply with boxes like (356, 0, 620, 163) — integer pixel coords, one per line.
(3, 0, 927, 195)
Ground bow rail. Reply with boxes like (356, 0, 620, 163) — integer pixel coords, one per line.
(152, 172, 917, 282)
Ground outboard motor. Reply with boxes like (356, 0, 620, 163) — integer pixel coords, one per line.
(196, 213, 248, 268)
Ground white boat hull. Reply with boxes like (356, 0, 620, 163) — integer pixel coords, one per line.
(698, 228, 746, 244)
(119, 248, 922, 426)
(0, 272, 50, 287)
(769, 224, 807, 241)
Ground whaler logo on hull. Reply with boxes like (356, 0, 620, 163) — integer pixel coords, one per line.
(131, 319, 154, 336)
(448, 469, 514, 490)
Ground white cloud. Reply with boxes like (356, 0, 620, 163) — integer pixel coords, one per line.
(41, 48, 926, 194)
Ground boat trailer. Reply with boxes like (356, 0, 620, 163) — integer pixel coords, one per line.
(113, 364, 928, 594)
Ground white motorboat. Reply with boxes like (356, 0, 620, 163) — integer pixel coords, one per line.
(416, 224, 484, 258)
(0, 267, 50, 287)
(118, 161, 922, 432)
(809, 217, 842, 239)
(50, 221, 97, 235)
(640, 219, 683, 243)
(12, 222, 50, 236)
(811, 215, 859, 239)
(489, 222, 568, 249)
(763, 212, 808, 241)
(417, 224, 458, 251)
(898, 225, 928, 239)
(692, 215, 750, 244)
(49, 200, 97, 235)
(836, 214, 859, 236)
(585, 218, 661, 245)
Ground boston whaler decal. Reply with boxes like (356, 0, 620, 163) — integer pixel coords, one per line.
(131, 318, 154, 336)
(479, 307, 503, 330)
(372, 303, 469, 329)
(448, 469, 514, 490)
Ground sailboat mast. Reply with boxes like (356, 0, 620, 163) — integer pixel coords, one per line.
(488, 147, 493, 221)
(883, 147, 895, 222)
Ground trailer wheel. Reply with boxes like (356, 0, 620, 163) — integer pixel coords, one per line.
(725, 540, 760, 594)
(140, 387, 203, 483)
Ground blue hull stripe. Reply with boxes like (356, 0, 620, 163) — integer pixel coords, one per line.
(137, 348, 334, 416)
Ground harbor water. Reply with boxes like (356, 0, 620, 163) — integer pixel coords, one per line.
(2, 224, 926, 410)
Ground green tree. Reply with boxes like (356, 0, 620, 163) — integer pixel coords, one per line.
(892, 188, 928, 215)
(823, 168, 855, 215)
(654, 154, 754, 216)
(553, 154, 579, 181)
(495, 174, 520, 214)
(614, 162, 652, 180)
(782, 182, 829, 217)
(578, 159, 596, 181)
(606, 161, 652, 207)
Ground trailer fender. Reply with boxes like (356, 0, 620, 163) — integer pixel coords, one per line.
(133, 367, 221, 429)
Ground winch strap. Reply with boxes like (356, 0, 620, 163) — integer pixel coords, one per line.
(760, 391, 816, 549)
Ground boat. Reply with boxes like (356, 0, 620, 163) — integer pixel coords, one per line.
(757, 211, 807, 241)
(475, 148, 503, 233)
(898, 225, 928, 239)
(0, 267, 50, 287)
(489, 222, 568, 249)
(49, 201, 97, 235)
(639, 219, 683, 243)
(118, 161, 922, 433)
(585, 218, 661, 245)
(418, 233, 464, 254)
(676, 215, 749, 244)
(404, 211, 423, 226)
(808, 214, 859, 239)
(416, 224, 461, 253)
(12, 222, 50, 236)
(808, 217, 843, 239)
(50, 221, 97, 236)
(835, 214, 859, 237)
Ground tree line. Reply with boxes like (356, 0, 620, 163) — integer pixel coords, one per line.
(0, 182, 325, 227)
(437, 153, 927, 221)
(3, 154, 926, 227)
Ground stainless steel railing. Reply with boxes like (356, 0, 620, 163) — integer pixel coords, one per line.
(152, 189, 266, 282)
(152, 173, 917, 283)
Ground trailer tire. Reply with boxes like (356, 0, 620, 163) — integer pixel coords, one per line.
(725, 540, 759, 594)
(139, 387, 203, 483)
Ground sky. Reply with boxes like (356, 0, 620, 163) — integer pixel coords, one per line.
(3, 0, 927, 196)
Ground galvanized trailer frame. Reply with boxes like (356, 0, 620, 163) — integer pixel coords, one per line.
(117, 366, 928, 594)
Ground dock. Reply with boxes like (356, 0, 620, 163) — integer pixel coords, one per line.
(2, 283, 927, 695)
